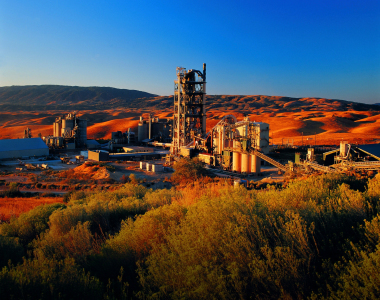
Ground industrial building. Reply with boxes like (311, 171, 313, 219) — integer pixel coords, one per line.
(138, 115, 172, 142)
(288, 141, 380, 174)
(88, 150, 109, 162)
(172, 64, 207, 155)
(169, 64, 280, 175)
(109, 129, 136, 151)
(45, 112, 87, 149)
(140, 161, 164, 173)
(0, 138, 49, 160)
(111, 129, 135, 144)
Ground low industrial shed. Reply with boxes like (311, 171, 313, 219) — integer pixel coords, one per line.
(0, 138, 49, 160)
(88, 150, 109, 161)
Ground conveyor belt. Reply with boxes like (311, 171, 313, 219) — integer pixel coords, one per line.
(252, 149, 288, 171)
(305, 161, 335, 173)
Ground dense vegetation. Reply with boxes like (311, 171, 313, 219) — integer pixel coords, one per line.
(1, 171, 380, 299)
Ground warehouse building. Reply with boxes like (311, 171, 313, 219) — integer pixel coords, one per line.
(88, 150, 110, 162)
(0, 138, 49, 160)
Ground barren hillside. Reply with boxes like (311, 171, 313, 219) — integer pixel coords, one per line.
(1, 85, 380, 145)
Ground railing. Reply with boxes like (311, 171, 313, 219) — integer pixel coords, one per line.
(352, 161, 380, 166)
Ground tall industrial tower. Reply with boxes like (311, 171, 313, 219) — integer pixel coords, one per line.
(172, 64, 206, 155)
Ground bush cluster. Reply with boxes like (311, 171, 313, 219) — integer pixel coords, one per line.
(0, 173, 379, 299)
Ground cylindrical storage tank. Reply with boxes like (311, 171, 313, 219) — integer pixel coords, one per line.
(77, 119, 87, 147)
(251, 154, 257, 174)
(152, 164, 164, 173)
(148, 117, 152, 139)
(256, 157, 261, 173)
(58, 122, 62, 137)
(53, 122, 58, 137)
(138, 123, 148, 142)
(61, 119, 67, 136)
(251, 155, 261, 174)
(218, 131, 222, 155)
(232, 152, 241, 172)
(340, 142, 348, 157)
(241, 153, 249, 173)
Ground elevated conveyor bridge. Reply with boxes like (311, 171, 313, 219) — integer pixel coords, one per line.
(251, 149, 288, 172)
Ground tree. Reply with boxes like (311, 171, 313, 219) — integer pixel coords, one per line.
(129, 174, 138, 185)
(171, 158, 208, 185)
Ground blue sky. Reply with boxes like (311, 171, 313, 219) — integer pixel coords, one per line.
(0, 0, 379, 103)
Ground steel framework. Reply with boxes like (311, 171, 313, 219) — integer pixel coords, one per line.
(172, 64, 206, 155)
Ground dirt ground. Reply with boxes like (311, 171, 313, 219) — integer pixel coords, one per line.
(0, 154, 175, 193)
(109, 159, 172, 181)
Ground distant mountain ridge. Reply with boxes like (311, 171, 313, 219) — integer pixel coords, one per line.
(0, 85, 378, 113)
(0, 85, 158, 111)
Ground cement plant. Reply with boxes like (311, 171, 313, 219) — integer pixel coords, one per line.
(1, 64, 380, 180)
(1, 65, 380, 300)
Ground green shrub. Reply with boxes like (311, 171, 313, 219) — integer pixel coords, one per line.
(0, 236, 24, 268)
(1, 182, 23, 197)
(0, 257, 102, 300)
(137, 195, 313, 299)
(143, 188, 179, 208)
(33, 221, 97, 263)
(48, 187, 150, 238)
(63, 190, 87, 203)
(0, 173, 378, 298)
(313, 215, 380, 299)
(0, 203, 66, 245)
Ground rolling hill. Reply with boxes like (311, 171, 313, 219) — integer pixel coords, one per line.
(1, 85, 380, 145)
(0, 85, 158, 111)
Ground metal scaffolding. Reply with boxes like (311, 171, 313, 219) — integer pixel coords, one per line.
(172, 64, 206, 155)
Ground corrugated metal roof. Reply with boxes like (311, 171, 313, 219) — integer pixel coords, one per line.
(0, 138, 49, 152)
